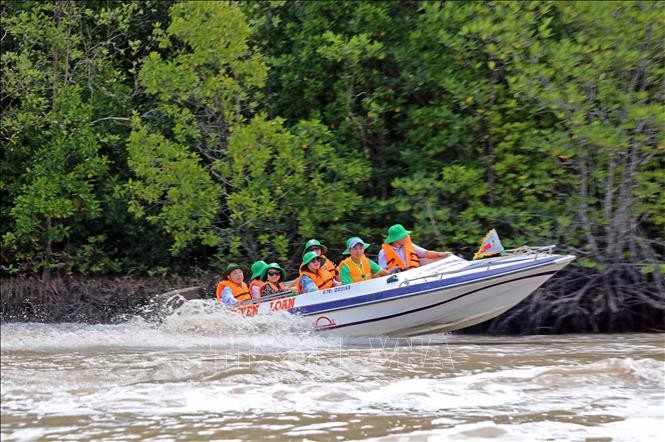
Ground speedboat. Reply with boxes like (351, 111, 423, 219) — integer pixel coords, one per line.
(233, 246, 575, 337)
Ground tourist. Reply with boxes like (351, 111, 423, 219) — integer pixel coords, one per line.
(295, 251, 337, 293)
(215, 263, 251, 305)
(378, 224, 452, 271)
(338, 237, 388, 284)
(259, 262, 289, 297)
(303, 238, 338, 280)
(248, 260, 268, 300)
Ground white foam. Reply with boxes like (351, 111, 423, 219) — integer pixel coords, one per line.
(2, 324, 663, 442)
(0, 303, 331, 352)
(357, 417, 665, 442)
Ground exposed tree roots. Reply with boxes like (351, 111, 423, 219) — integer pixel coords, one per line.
(2, 268, 664, 334)
(0, 275, 216, 323)
(465, 265, 665, 334)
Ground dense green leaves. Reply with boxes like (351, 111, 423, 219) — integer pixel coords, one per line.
(1, 0, 662, 280)
(1, 1, 136, 276)
(125, 116, 219, 253)
(126, 2, 367, 267)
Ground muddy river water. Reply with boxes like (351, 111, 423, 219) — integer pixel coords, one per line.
(1, 303, 663, 441)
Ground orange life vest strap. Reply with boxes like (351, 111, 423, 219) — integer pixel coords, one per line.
(248, 279, 265, 298)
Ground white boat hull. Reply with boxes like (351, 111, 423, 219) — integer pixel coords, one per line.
(236, 252, 575, 337)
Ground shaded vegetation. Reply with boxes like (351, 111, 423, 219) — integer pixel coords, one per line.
(1, 1, 663, 332)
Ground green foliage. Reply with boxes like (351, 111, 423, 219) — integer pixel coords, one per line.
(125, 116, 219, 253)
(382, 0, 663, 266)
(217, 116, 367, 261)
(382, 1, 566, 250)
(504, 0, 665, 262)
(128, 2, 368, 266)
(1, 2, 136, 275)
(1, 0, 662, 282)
(8, 86, 107, 237)
(243, 0, 412, 197)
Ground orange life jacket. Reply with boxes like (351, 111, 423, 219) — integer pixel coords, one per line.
(381, 237, 421, 271)
(216, 280, 251, 303)
(339, 256, 373, 284)
(295, 268, 335, 294)
(260, 281, 285, 297)
(322, 255, 339, 278)
(248, 279, 265, 298)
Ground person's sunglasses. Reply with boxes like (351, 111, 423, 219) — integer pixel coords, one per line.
(267, 271, 280, 276)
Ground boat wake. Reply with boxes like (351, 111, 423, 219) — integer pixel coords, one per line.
(0, 300, 334, 353)
(2, 321, 662, 442)
(159, 299, 313, 336)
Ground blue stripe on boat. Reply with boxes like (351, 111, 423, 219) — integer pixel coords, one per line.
(326, 271, 557, 331)
(290, 256, 559, 316)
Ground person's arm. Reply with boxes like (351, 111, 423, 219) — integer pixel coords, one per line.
(300, 275, 319, 293)
(221, 286, 237, 305)
(369, 259, 389, 278)
(251, 283, 261, 300)
(424, 250, 451, 259)
(339, 264, 353, 285)
(414, 243, 451, 260)
(377, 249, 388, 269)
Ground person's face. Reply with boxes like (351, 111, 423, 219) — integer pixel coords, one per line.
(228, 268, 244, 284)
(349, 243, 365, 260)
(308, 246, 322, 256)
(307, 258, 322, 272)
(395, 237, 407, 247)
(267, 269, 281, 282)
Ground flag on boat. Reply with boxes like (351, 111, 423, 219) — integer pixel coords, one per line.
(473, 229, 505, 260)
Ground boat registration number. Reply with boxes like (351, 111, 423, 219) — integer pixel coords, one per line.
(321, 285, 351, 295)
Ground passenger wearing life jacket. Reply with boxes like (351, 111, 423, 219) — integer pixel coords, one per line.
(303, 238, 339, 281)
(248, 260, 268, 300)
(338, 237, 388, 285)
(378, 224, 452, 272)
(259, 262, 291, 297)
(296, 251, 337, 294)
(215, 263, 251, 305)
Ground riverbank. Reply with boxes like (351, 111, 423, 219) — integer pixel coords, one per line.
(1, 273, 663, 334)
(0, 275, 214, 324)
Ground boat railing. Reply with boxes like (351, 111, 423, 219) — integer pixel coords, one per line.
(503, 245, 556, 256)
(396, 245, 557, 287)
(396, 269, 465, 287)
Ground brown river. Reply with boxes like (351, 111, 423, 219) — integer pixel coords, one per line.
(1, 301, 663, 441)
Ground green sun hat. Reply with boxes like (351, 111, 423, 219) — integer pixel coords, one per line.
(261, 262, 287, 281)
(301, 251, 326, 270)
(304, 238, 328, 255)
(342, 236, 371, 255)
(223, 263, 245, 278)
(384, 224, 412, 243)
(250, 260, 268, 279)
